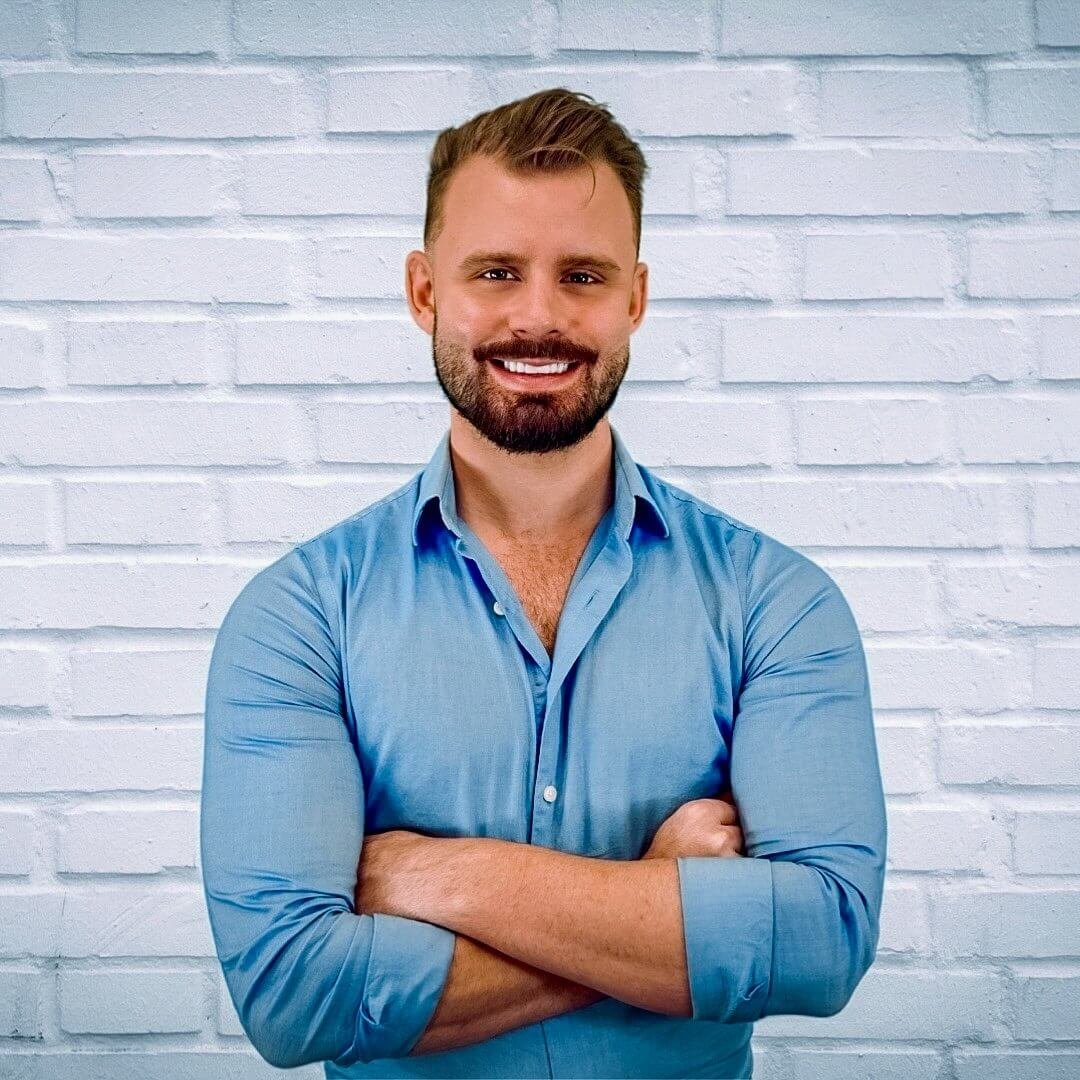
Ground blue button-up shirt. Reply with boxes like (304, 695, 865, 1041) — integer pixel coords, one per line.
(200, 423, 887, 1079)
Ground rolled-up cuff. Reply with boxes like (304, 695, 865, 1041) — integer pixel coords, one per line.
(338, 912, 456, 1065)
(676, 856, 774, 1024)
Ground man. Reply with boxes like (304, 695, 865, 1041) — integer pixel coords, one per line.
(200, 88, 887, 1079)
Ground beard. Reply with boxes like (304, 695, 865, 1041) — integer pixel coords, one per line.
(430, 308, 630, 455)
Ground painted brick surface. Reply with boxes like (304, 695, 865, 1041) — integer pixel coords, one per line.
(1, 2, 1077, 1077)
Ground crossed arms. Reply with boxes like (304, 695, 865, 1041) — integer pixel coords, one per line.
(354, 832, 695, 1056)
(200, 541, 887, 1070)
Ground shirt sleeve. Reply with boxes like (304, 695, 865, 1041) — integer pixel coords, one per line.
(675, 528, 887, 1023)
(199, 545, 457, 1069)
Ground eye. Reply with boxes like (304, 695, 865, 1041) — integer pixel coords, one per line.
(477, 268, 601, 285)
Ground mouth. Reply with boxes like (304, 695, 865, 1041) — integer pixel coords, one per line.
(486, 357, 585, 390)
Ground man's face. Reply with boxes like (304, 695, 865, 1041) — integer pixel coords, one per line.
(411, 153, 647, 455)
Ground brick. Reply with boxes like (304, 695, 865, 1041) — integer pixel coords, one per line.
(876, 723, 934, 795)
(1014, 813, 1080, 875)
(558, 0, 705, 51)
(969, 234, 1080, 298)
(818, 69, 971, 136)
(877, 883, 929, 953)
(74, 152, 226, 219)
(0, 482, 50, 545)
(1033, 644, 1080, 709)
(1050, 150, 1080, 211)
(68, 647, 210, 716)
(216, 969, 246, 1036)
(1038, 315, 1080, 378)
(0, 728, 203, 793)
(939, 723, 1080, 787)
(796, 399, 945, 464)
(722, 315, 1023, 382)
(943, 564, 1080, 627)
(723, 0, 1025, 54)
(65, 481, 211, 546)
(235, 0, 532, 57)
(1037, 0, 1080, 46)
(0, 401, 306, 466)
(0, 235, 291, 303)
(756, 968, 1002, 1039)
(612, 399, 785, 466)
(639, 232, 781, 299)
(0, 648, 54, 708)
(1013, 974, 1080, 1039)
(987, 66, 1080, 134)
(866, 643, 1017, 710)
(0, 156, 58, 221)
(56, 807, 196, 873)
(327, 69, 471, 132)
(75, 0, 224, 54)
(706, 478, 1004, 549)
(1032, 482, 1080, 547)
(240, 151, 426, 215)
(0, 322, 46, 388)
(781, 1049, 945, 1080)
(3, 72, 300, 138)
(0, 971, 42, 1038)
(223, 478, 396, 544)
(315, 237, 429, 299)
(491, 67, 800, 137)
(59, 969, 203, 1032)
(235, 318, 432, 383)
(887, 806, 998, 872)
(0, 560, 257, 629)
(955, 1052, 1080, 1080)
(931, 890, 1080, 958)
(620, 311, 714, 383)
(728, 149, 1032, 215)
(0, 0, 50, 57)
(313, 401, 486, 465)
(0, 892, 64, 956)
(803, 231, 948, 299)
(0, 812, 35, 875)
(68, 319, 214, 386)
(59, 887, 214, 956)
(822, 565, 936, 633)
(2, 1052, 309, 1079)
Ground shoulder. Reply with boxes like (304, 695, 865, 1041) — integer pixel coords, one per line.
(646, 469, 853, 629)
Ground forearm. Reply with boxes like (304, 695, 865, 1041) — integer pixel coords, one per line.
(416, 839, 693, 1017)
(409, 932, 605, 1056)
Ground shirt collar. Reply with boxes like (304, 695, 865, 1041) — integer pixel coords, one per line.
(411, 424, 670, 549)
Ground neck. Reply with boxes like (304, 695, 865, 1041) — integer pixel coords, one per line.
(448, 413, 615, 546)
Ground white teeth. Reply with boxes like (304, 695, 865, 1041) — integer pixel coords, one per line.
(497, 359, 572, 375)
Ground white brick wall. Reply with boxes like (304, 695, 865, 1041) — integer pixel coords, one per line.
(1, 1, 1078, 1077)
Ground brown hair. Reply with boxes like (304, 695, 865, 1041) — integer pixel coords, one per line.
(423, 87, 649, 259)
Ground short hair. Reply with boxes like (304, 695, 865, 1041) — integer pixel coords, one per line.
(424, 87, 649, 259)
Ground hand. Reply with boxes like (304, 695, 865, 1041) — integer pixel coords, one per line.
(642, 786, 744, 860)
(354, 828, 434, 920)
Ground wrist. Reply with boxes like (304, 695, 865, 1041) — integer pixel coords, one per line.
(413, 835, 476, 928)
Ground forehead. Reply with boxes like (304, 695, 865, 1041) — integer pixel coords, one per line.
(437, 154, 634, 257)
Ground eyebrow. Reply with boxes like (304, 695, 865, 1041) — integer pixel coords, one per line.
(458, 250, 623, 277)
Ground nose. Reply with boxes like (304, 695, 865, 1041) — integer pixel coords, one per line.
(508, 274, 566, 342)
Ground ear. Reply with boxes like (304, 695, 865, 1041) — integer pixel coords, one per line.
(405, 250, 436, 335)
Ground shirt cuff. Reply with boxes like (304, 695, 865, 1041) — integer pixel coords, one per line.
(675, 855, 774, 1024)
(338, 912, 457, 1065)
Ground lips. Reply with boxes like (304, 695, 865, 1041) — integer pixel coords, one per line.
(487, 357, 583, 388)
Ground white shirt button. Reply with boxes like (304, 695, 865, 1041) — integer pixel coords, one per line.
(493, 600, 505, 616)
(542, 784, 557, 803)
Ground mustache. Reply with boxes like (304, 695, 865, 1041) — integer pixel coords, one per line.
(475, 341, 595, 365)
